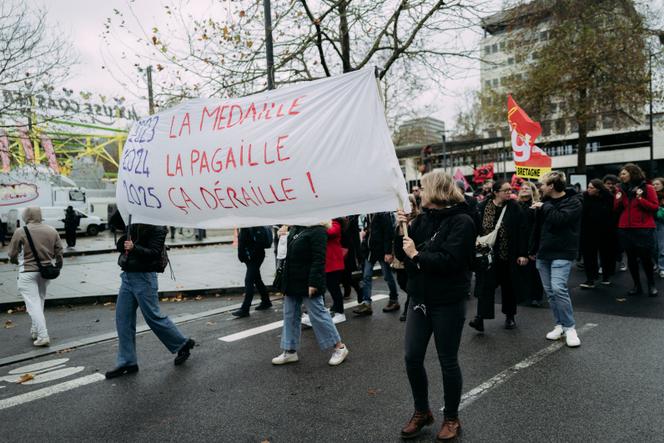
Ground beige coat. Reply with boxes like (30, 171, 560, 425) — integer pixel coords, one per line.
(8, 207, 63, 272)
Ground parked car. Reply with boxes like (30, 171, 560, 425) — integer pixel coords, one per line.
(36, 206, 106, 236)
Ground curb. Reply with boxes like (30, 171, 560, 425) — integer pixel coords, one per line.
(0, 239, 233, 264)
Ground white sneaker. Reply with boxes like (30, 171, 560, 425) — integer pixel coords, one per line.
(331, 312, 346, 324)
(301, 314, 312, 328)
(33, 337, 50, 347)
(271, 351, 299, 365)
(564, 327, 581, 347)
(546, 325, 565, 341)
(328, 345, 349, 366)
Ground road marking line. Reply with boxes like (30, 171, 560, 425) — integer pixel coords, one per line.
(456, 323, 598, 411)
(0, 373, 105, 411)
(218, 294, 389, 343)
(1, 365, 67, 383)
(8, 358, 70, 375)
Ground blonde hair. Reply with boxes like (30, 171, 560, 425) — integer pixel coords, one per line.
(520, 181, 540, 202)
(421, 171, 465, 206)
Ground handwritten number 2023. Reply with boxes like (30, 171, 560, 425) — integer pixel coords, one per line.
(128, 116, 159, 143)
(122, 180, 162, 209)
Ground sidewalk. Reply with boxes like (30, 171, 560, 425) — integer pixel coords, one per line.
(0, 229, 234, 263)
(0, 243, 276, 309)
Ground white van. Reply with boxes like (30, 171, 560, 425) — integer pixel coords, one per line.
(38, 207, 106, 236)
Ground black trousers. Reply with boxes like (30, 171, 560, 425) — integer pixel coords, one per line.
(475, 258, 517, 319)
(404, 299, 465, 419)
(582, 234, 616, 281)
(326, 271, 344, 314)
(240, 256, 269, 311)
(65, 229, 77, 247)
(626, 248, 655, 288)
(341, 266, 362, 302)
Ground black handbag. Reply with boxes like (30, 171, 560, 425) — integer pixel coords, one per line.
(23, 226, 60, 280)
(272, 260, 285, 290)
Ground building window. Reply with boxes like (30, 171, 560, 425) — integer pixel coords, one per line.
(507, 57, 515, 65)
(485, 80, 491, 88)
(542, 120, 552, 136)
(484, 45, 491, 55)
(492, 43, 498, 53)
(492, 78, 499, 87)
(549, 103, 557, 114)
(532, 51, 539, 60)
(555, 119, 566, 134)
(539, 31, 549, 41)
(500, 41, 506, 51)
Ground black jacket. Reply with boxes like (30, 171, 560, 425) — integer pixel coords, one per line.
(477, 199, 528, 260)
(395, 203, 476, 306)
(238, 227, 265, 263)
(581, 191, 613, 242)
(530, 190, 583, 261)
(117, 224, 167, 272)
(362, 212, 395, 261)
(282, 225, 327, 297)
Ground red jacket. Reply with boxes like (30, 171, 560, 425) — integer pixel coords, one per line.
(325, 220, 345, 273)
(614, 183, 658, 229)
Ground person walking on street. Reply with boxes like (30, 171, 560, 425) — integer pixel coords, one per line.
(63, 206, 80, 248)
(233, 227, 273, 317)
(392, 194, 420, 322)
(353, 212, 400, 316)
(105, 219, 195, 379)
(651, 177, 664, 278)
(517, 181, 544, 306)
(340, 215, 362, 302)
(614, 163, 659, 296)
(8, 207, 63, 347)
(271, 225, 349, 366)
(469, 180, 528, 332)
(530, 171, 583, 348)
(394, 171, 476, 441)
(324, 218, 346, 324)
(579, 179, 616, 288)
(603, 174, 626, 272)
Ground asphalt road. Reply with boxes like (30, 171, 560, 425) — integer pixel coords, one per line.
(1, 267, 664, 442)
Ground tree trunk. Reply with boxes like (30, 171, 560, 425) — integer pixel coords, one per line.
(576, 88, 588, 174)
(339, 0, 352, 73)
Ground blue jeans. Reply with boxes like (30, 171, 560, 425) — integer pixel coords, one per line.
(536, 259, 576, 328)
(362, 258, 399, 303)
(116, 272, 188, 366)
(656, 223, 664, 270)
(280, 294, 340, 351)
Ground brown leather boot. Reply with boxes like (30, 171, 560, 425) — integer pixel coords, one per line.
(400, 410, 434, 439)
(436, 418, 461, 440)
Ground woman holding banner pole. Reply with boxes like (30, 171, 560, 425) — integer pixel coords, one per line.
(394, 171, 476, 441)
(272, 224, 349, 366)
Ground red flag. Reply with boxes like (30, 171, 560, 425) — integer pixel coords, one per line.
(473, 163, 494, 184)
(453, 168, 470, 190)
(507, 96, 551, 179)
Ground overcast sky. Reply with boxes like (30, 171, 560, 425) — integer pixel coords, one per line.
(31, 0, 664, 129)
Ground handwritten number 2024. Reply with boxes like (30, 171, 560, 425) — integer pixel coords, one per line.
(121, 148, 150, 177)
(128, 116, 159, 144)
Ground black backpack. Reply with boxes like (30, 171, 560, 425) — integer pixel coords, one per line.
(253, 226, 273, 249)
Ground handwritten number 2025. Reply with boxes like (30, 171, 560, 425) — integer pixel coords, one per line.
(128, 116, 159, 143)
(122, 180, 162, 209)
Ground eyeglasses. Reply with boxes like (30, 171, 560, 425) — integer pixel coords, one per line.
(499, 189, 512, 193)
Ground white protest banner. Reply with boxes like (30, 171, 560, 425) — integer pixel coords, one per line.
(116, 67, 410, 228)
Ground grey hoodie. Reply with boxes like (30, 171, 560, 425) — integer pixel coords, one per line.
(8, 207, 63, 272)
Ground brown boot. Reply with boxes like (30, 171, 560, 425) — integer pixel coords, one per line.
(436, 418, 461, 441)
(400, 410, 434, 439)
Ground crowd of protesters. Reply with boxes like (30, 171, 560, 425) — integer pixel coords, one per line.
(5, 161, 663, 441)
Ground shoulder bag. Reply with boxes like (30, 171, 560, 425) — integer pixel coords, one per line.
(23, 226, 60, 280)
(473, 205, 507, 271)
